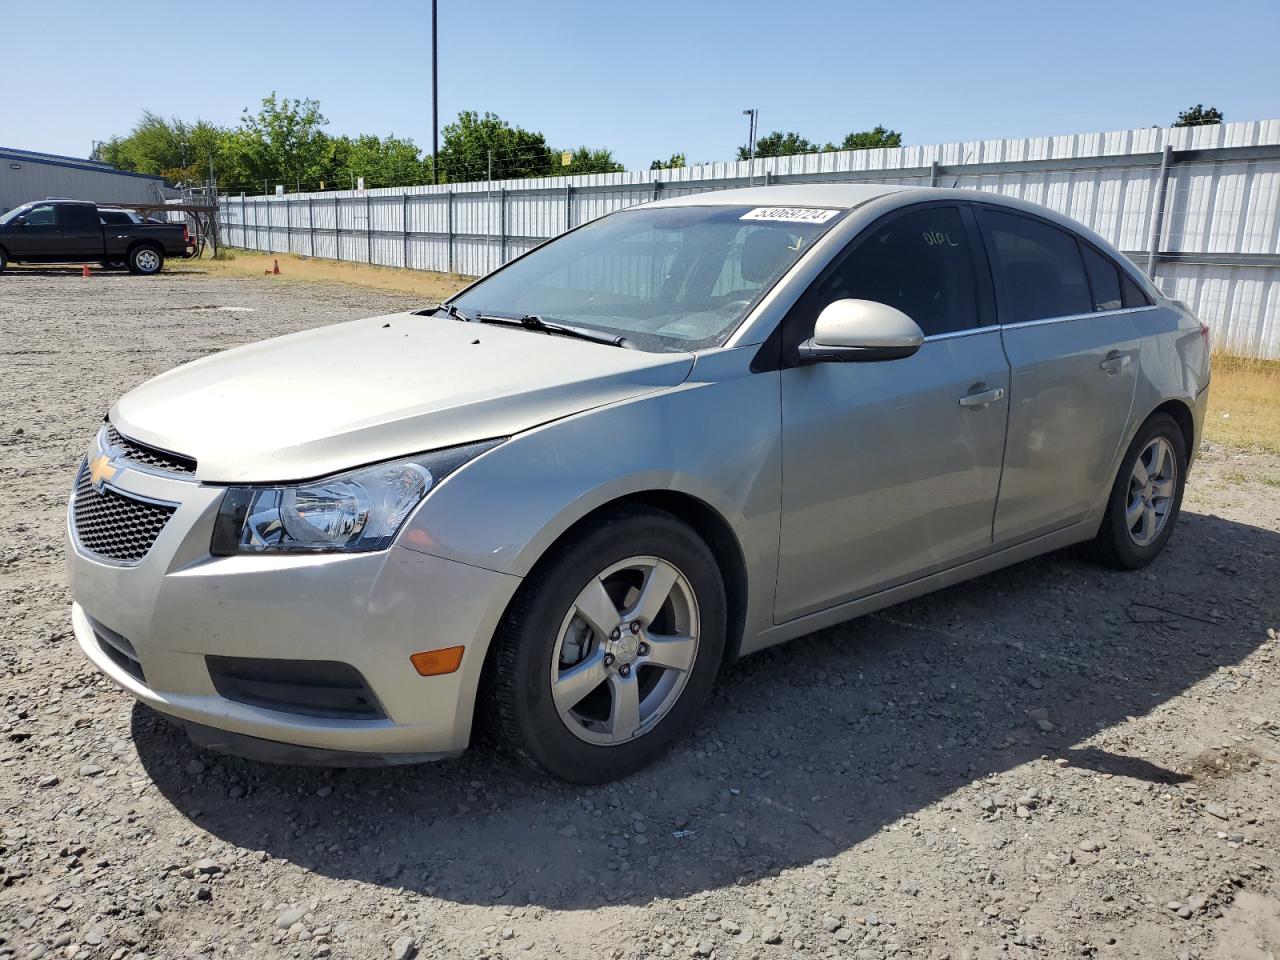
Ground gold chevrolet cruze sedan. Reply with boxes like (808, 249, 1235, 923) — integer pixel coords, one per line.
(67, 184, 1209, 782)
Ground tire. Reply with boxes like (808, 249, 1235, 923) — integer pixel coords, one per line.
(0, 248, 7, 273)
(491, 505, 727, 783)
(1090, 412, 1188, 569)
(127, 245, 164, 275)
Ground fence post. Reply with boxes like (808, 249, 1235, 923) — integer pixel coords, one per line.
(930, 160, 941, 187)
(565, 184, 573, 231)
(334, 195, 341, 262)
(308, 197, 315, 256)
(255, 200, 261, 250)
(1146, 144, 1174, 280)
(366, 194, 373, 264)
(285, 198, 291, 253)
(498, 188, 506, 267)
(446, 190, 454, 274)
(402, 193, 410, 269)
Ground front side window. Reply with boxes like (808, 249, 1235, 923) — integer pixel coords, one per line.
(791, 204, 981, 342)
(450, 205, 845, 352)
(23, 204, 56, 226)
(983, 209, 1092, 323)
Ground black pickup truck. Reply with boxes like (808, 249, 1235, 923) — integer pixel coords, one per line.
(0, 199, 192, 274)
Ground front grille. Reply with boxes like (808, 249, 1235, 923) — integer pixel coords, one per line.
(206, 656, 387, 720)
(72, 461, 177, 564)
(104, 424, 197, 476)
(92, 620, 146, 683)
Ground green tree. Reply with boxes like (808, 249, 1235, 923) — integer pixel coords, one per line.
(554, 146, 625, 175)
(650, 153, 687, 170)
(438, 110, 552, 182)
(223, 93, 334, 191)
(330, 134, 432, 189)
(1174, 104, 1224, 127)
(839, 125, 903, 150)
(738, 131, 818, 160)
(92, 112, 229, 185)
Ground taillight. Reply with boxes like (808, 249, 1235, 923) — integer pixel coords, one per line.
(183, 225, 190, 243)
(1199, 322, 1211, 352)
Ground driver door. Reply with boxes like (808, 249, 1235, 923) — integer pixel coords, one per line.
(9, 203, 60, 259)
(775, 203, 1011, 622)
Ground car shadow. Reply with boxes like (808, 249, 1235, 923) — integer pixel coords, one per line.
(132, 508, 1277, 908)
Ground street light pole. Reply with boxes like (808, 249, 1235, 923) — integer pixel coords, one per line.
(432, 0, 440, 184)
(742, 108, 758, 186)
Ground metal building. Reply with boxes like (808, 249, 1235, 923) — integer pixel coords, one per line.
(0, 147, 169, 215)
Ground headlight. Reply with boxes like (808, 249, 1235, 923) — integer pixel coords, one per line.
(210, 440, 502, 555)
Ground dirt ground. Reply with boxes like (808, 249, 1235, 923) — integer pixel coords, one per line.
(1, 269, 1277, 960)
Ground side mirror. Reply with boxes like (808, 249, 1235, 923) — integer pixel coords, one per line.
(798, 299, 924, 363)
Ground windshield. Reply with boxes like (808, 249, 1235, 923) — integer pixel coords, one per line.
(0, 204, 30, 225)
(450, 205, 845, 352)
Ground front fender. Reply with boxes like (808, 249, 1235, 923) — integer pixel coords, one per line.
(398, 346, 782, 636)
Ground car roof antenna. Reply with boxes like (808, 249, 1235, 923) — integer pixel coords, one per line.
(950, 145, 974, 189)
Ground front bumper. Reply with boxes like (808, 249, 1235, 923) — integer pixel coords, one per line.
(66, 457, 521, 762)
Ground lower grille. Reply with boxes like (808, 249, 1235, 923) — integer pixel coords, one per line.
(72, 461, 177, 564)
(92, 620, 146, 683)
(206, 657, 386, 720)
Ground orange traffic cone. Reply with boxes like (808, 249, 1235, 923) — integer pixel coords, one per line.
(272, 259, 280, 275)
(82, 264, 91, 277)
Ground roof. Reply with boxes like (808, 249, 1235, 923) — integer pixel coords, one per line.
(648, 183, 908, 210)
(0, 147, 167, 182)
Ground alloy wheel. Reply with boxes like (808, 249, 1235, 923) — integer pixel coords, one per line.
(550, 556, 700, 746)
(1126, 436, 1177, 547)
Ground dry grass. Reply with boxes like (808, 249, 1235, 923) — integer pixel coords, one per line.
(1205, 353, 1280, 454)
(171, 249, 473, 303)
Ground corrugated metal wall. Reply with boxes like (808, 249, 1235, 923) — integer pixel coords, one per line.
(0, 153, 168, 214)
(219, 119, 1280, 358)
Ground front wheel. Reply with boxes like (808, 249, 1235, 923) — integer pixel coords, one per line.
(127, 245, 163, 275)
(1090, 412, 1188, 569)
(491, 506, 726, 783)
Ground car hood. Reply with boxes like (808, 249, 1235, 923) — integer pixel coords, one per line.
(111, 312, 694, 483)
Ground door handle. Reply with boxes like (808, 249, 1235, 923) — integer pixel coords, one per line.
(958, 386, 1005, 409)
(1099, 351, 1131, 374)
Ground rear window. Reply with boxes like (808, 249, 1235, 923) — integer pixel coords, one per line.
(99, 210, 135, 225)
(983, 209, 1092, 323)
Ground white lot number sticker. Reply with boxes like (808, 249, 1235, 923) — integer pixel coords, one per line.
(740, 207, 841, 224)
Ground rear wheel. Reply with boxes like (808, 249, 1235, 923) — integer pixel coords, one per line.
(127, 245, 163, 275)
(0, 248, 7, 273)
(1091, 412, 1187, 569)
(491, 506, 726, 783)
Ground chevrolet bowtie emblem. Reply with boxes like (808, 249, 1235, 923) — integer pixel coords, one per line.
(88, 453, 118, 491)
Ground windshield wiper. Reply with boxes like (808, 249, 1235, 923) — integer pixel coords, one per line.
(473, 313, 633, 349)
(431, 302, 474, 323)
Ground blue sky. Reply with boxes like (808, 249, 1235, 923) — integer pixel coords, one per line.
(3, 0, 1277, 170)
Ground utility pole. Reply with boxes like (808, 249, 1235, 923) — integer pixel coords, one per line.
(742, 108, 758, 186)
(431, 0, 440, 184)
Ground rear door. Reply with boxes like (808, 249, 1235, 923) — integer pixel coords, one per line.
(56, 203, 104, 259)
(977, 206, 1141, 543)
(774, 203, 1011, 621)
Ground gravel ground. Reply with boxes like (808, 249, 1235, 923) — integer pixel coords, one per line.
(1, 270, 1278, 960)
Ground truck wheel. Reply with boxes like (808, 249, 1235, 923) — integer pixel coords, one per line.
(0, 248, 7, 273)
(128, 245, 164, 275)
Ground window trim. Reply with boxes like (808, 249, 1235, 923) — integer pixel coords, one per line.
(768, 199, 992, 369)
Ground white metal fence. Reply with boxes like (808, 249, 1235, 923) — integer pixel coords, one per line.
(219, 119, 1280, 358)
